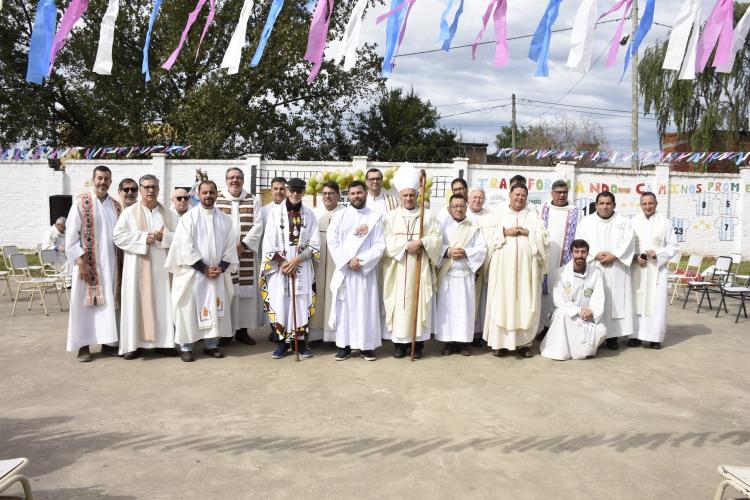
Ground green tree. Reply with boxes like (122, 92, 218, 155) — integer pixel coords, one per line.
(349, 87, 458, 162)
(0, 0, 385, 159)
(639, 2, 750, 151)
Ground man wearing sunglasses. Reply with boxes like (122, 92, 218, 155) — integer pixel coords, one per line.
(171, 188, 191, 218)
(118, 178, 139, 208)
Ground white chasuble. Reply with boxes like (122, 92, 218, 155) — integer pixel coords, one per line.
(434, 216, 487, 343)
(165, 206, 238, 345)
(541, 262, 607, 360)
(66, 194, 120, 351)
(631, 212, 679, 342)
(327, 206, 385, 350)
(113, 202, 176, 354)
(259, 203, 320, 338)
(575, 212, 635, 337)
(483, 208, 549, 350)
(382, 206, 443, 342)
(311, 204, 344, 341)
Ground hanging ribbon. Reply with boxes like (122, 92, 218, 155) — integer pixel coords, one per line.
(661, 0, 701, 79)
(376, 0, 418, 76)
(566, 0, 597, 72)
(716, 6, 750, 72)
(25, 0, 57, 84)
(621, 0, 654, 79)
(162, 0, 216, 70)
(304, 0, 335, 82)
(220, 0, 255, 75)
(438, 0, 465, 51)
(334, 0, 368, 70)
(597, 0, 633, 67)
(529, 0, 563, 77)
(142, 0, 163, 82)
(250, 0, 285, 67)
(92, 0, 120, 75)
(471, 0, 508, 67)
(48, 0, 90, 75)
(696, 0, 733, 73)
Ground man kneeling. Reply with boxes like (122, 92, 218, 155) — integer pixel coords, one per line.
(540, 239, 607, 360)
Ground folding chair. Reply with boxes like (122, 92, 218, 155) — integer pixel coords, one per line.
(9, 253, 62, 316)
(0, 457, 33, 499)
(38, 249, 70, 305)
(670, 254, 703, 304)
(729, 253, 750, 286)
(714, 464, 750, 500)
(3, 246, 42, 276)
(665, 251, 682, 294)
(0, 268, 11, 297)
(683, 256, 733, 313)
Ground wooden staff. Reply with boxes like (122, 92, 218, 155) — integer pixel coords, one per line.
(410, 169, 428, 362)
(290, 271, 300, 362)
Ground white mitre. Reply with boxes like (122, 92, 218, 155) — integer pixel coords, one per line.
(393, 163, 419, 193)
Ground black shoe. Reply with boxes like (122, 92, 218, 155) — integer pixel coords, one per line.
(414, 342, 424, 360)
(441, 344, 453, 356)
(218, 337, 232, 346)
(472, 337, 483, 348)
(122, 348, 143, 360)
(203, 348, 225, 359)
(235, 329, 256, 345)
(297, 340, 313, 359)
(460, 344, 471, 356)
(650, 342, 662, 349)
(155, 348, 178, 357)
(335, 347, 351, 361)
(393, 344, 407, 359)
(100, 344, 119, 357)
(518, 346, 533, 358)
(627, 338, 642, 347)
(606, 338, 619, 350)
(361, 350, 376, 361)
(181, 351, 195, 362)
(492, 348, 509, 357)
(77, 346, 93, 362)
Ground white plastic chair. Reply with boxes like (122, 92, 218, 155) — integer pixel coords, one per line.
(714, 464, 750, 500)
(669, 254, 703, 304)
(9, 253, 62, 316)
(0, 457, 33, 499)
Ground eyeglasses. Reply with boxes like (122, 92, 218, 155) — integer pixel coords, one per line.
(121, 187, 138, 194)
(367, 177, 383, 182)
(174, 196, 189, 201)
(140, 185, 159, 191)
(552, 191, 568, 195)
(322, 192, 338, 197)
(226, 176, 243, 181)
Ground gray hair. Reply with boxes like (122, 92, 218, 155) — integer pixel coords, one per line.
(468, 186, 485, 196)
(139, 174, 159, 186)
(551, 179, 568, 191)
(55, 217, 66, 225)
(225, 167, 244, 179)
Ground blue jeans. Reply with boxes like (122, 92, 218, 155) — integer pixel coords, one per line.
(181, 338, 219, 352)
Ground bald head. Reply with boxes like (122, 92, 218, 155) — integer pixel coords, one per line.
(172, 188, 190, 216)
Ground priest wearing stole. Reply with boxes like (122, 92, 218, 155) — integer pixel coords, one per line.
(575, 192, 635, 350)
(327, 181, 385, 361)
(66, 165, 123, 362)
(114, 175, 178, 359)
(541, 239, 607, 360)
(165, 181, 238, 362)
(539, 180, 580, 333)
(382, 164, 442, 359)
(311, 181, 344, 342)
(260, 178, 321, 360)
(466, 187, 493, 345)
(483, 184, 549, 359)
(629, 192, 678, 349)
(434, 194, 487, 356)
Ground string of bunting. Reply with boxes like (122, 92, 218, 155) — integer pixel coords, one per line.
(0, 145, 191, 161)
(22, 0, 750, 84)
(494, 148, 750, 165)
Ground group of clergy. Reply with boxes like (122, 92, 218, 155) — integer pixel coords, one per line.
(63, 163, 677, 363)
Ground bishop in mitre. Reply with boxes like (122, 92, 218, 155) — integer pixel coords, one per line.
(382, 164, 442, 359)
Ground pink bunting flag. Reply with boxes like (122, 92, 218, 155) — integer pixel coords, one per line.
(471, 0, 508, 66)
(48, 0, 90, 75)
(696, 0, 733, 72)
(162, 0, 216, 70)
(305, 0, 335, 82)
(598, 0, 633, 67)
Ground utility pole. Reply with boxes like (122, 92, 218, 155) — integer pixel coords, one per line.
(511, 93, 517, 164)
(631, 0, 639, 170)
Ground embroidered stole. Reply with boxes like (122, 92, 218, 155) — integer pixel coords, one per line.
(216, 192, 256, 295)
(79, 192, 122, 307)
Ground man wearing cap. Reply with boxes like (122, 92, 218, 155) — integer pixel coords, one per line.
(382, 164, 442, 359)
(259, 178, 321, 359)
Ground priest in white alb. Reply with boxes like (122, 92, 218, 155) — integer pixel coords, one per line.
(434, 194, 487, 356)
(382, 164, 442, 359)
(483, 184, 548, 358)
(541, 239, 607, 360)
(165, 180, 238, 362)
(575, 192, 635, 350)
(629, 192, 678, 349)
(540, 180, 580, 332)
(327, 180, 385, 361)
(260, 178, 320, 360)
(66, 165, 123, 362)
(114, 175, 178, 359)
(43, 217, 70, 274)
(311, 181, 344, 342)
(466, 187, 494, 344)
